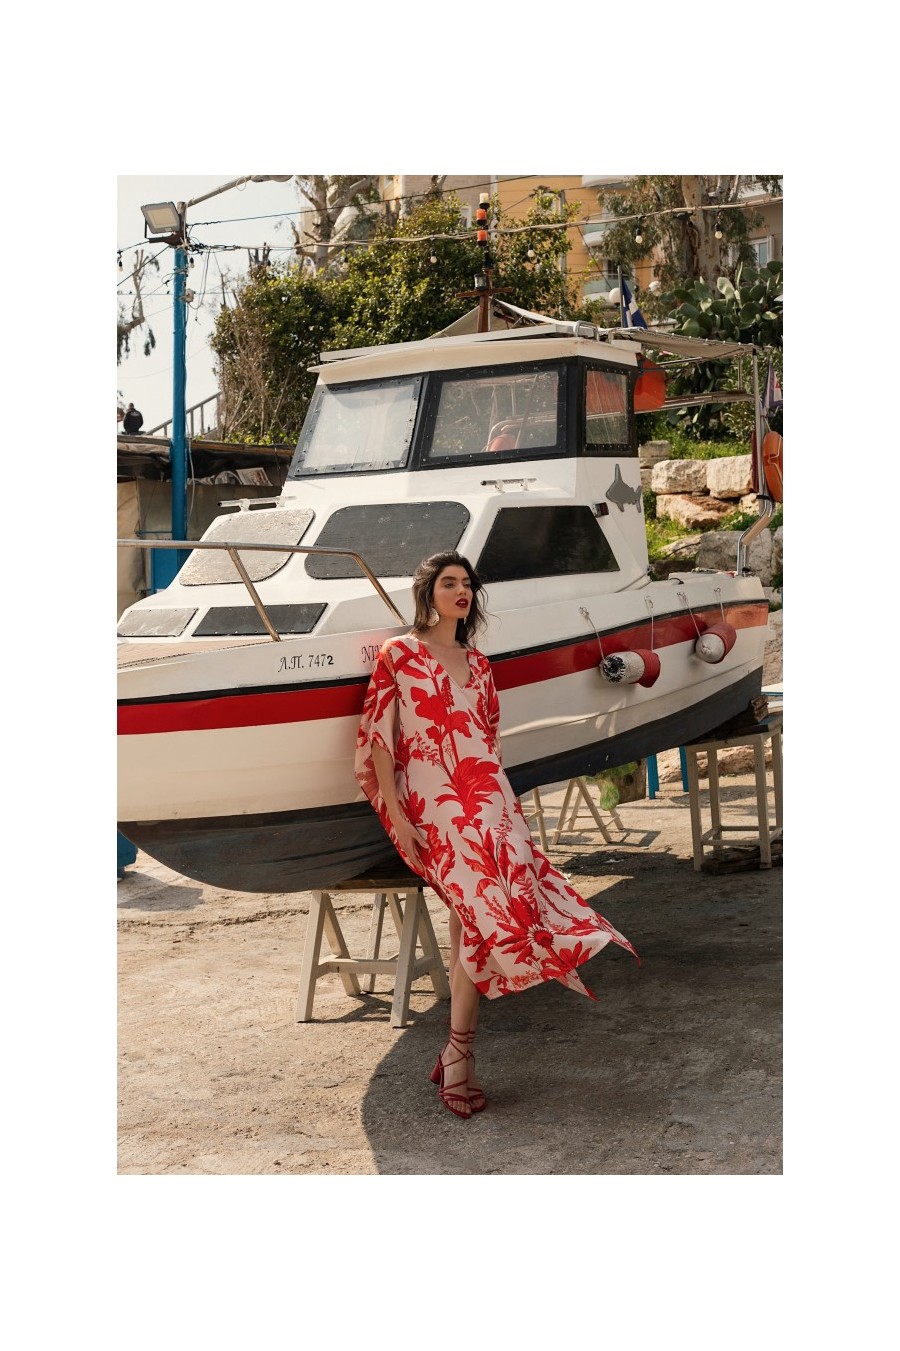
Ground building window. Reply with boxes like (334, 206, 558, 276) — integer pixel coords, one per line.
(749, 237, 772, 267)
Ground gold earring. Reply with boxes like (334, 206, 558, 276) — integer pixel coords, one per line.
(427, 606, 440, 627)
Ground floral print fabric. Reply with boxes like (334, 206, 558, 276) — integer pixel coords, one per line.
(355, 636, 637, 1000)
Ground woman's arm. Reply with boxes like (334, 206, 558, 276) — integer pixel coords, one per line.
(371, 740, 427, 862)
(484, 657, 503, 763)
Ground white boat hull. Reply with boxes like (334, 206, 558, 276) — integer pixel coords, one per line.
(119, 581, 768, 890)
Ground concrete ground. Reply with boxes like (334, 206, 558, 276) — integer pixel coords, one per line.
(117, 772, 782, 1175)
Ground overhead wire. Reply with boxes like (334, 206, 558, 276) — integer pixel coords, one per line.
(189, 174, 538, 228)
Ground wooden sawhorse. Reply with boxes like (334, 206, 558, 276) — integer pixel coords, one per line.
(684, 714, 783, 870)
(519, 779, 624, 850)
(551, 777, 624, 846)
(296, 868, 450, 1028)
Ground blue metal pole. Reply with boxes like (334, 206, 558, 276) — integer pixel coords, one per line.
(170, 242, 189, 571)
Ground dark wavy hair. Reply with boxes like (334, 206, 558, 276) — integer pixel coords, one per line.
(411, 551, 487, 646)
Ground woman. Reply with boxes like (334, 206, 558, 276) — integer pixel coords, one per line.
(355, 551, 637, 1120)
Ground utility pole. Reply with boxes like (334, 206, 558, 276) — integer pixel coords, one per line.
(140, 177, 293, 584)
(171, 221, 189, 572)
(557, 189, 566, 318)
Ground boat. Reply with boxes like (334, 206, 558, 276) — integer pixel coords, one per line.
(117, 299, 774, 892)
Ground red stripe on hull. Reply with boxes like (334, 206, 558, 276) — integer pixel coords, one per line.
(118, 602, 768, 736)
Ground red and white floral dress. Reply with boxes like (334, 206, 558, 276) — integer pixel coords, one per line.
(354, 636, 637, 1000)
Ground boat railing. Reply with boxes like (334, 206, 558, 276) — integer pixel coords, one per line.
(116, 537, 407, 640)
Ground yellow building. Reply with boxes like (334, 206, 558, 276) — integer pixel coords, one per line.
(381, 175, 781, 306)
(495, 175, 652, 306)
(496, 175, 781, 304)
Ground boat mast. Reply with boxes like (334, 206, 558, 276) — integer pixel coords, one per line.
(456, 192, 510, 332)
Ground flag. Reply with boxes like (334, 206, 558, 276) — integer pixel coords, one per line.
(764, 359, 783, 415)
(621, 278, 648, 329)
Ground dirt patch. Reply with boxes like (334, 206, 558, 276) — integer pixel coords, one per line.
(118, 774, 781, 1175)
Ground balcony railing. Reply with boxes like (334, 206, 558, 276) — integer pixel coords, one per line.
(147, 392, 222, 440)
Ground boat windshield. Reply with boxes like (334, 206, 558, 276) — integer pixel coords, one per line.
(424, 364, 563, 462)
(289, 375, 422, 477)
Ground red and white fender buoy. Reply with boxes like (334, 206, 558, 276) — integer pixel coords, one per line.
(600, 649, 661, 688)
(694, 622, 737, 664)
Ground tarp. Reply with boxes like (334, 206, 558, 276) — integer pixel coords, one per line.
(431, 300, 755, 358)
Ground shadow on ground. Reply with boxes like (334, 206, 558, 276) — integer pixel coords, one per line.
(358, 858, 781, 1175)
(117, 873, 205, 911)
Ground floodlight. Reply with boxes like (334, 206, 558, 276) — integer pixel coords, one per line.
(141, 201, 182, 234)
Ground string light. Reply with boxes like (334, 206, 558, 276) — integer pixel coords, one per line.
(634, 217, 644, 245)
(117, 251, 123, 271)
(430, 253, 437, 264)
(527, 247, 536, 259)
(714, 212, 723, 240)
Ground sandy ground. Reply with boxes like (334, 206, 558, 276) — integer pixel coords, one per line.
(118, 772, 781, 1175)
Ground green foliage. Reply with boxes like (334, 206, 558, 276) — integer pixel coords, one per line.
(328, 195, 477, 348)
(587, 761, 642, 810)
(646, 501, 783, 564)
(595, 175, 778, 294)
(667, 261, 783, 345)
(661, 260, 782, 441)
(211, 267, 339, 444)
(663, 431, 749, 460)
(645, 514, 695, 561)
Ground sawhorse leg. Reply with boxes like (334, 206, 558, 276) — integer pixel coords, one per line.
(685, 748, 704, 872)
(754, 736, 772, 869)
(390, 889, 450, 1028)
(296, 890, 363, 1022)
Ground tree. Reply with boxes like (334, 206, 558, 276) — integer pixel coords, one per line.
(666, 260, 783, 440)
(117, 249, 160, 363)
(210, 267, 338, 443)
(595, 175, 782, 302)
(288, 176, 382, 275)
(330, 188, 579, 350)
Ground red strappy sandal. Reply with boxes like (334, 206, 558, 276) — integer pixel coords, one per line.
(461, 1030, 487, 1113)
(429, 1027, 472, 1120)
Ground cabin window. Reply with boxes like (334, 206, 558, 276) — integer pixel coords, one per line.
(193, 604, 327, 637)
(179, 507, 315, 585)
(305, 501, 470, 579)
(584, 368, 630, 452)
(117, 608, 198, 638)
(475, 505, 619, 583)
(288, 375, 422, 477)
(422, 363, 565, 465)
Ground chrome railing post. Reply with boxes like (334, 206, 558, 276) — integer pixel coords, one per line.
(116, 537, 408, 635)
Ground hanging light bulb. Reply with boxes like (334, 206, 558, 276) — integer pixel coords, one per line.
(714, 212, 723, 240)
(634, 217, 644, 245)
(430, 253, 437, 264)
(527, 247, 536, 259)
(117, 251, 123, 271)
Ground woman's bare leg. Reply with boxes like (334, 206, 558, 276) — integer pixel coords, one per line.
(445, 910, 483, 1100)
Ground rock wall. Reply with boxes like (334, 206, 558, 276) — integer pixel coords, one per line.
(639, 441, 783, 689)
(649, 448, 757, 523)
